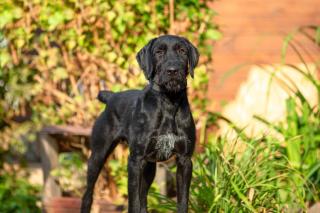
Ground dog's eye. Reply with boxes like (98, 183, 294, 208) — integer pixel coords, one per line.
(155, 50, 165, 56)
(178, 48, 187, 55)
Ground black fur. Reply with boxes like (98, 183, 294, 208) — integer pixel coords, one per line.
(81, 35, 199, 213)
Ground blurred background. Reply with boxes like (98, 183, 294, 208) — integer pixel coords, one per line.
(0, 0, 319, 212)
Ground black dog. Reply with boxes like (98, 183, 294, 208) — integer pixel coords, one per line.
(81, 35, 199, 213)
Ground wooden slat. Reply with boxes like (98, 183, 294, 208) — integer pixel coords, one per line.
(41, 125, 92, 136)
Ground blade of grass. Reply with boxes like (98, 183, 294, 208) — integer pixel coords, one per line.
(306, 162, 320, 180)
(288, 41, 312, 74)
(287, 64, 320, 88)
(230, 180, 257, 213)
(253, 115, 282, 133)
(282, 29, 298, 63)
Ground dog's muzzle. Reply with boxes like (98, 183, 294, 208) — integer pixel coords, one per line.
(159, 62, 187, 93)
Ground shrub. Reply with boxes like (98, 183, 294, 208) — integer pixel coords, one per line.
(0, 173, 41, 213)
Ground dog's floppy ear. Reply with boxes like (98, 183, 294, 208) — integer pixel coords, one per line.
(184, 38, 199, 78)
(136, 38, 157, 80)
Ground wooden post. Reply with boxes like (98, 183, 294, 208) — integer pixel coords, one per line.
(38, 132, 62, 202)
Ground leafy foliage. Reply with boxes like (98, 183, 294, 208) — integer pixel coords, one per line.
(0, 0, 217, 130)
(51, 152, 87, 197)
(0, 173, 41, 213)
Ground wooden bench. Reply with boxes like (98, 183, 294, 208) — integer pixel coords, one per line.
(38, 125, 91, 203)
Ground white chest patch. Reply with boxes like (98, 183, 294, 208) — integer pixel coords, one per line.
(154, 133, 183, 160)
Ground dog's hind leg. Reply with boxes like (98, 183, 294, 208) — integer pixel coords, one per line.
(81, 130, 119, 213)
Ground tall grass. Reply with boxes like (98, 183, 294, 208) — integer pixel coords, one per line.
(255, 91, 320, 202)
(148, 135, 307, 212)
(255, 26, 320, 202)
(189, 136, 306, 212)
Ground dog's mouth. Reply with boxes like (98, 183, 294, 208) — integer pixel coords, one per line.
(157, 68, 187, 93)
(160, 78, 186, 93)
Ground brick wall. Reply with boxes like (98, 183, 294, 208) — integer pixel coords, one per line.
(208, 0, 320, 110)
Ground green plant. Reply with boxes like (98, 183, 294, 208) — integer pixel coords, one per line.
(148, 188, 177, 213)
(255, 74, 320, 202)
(148, 136, 307, 212)
(51, 152, 87, 197)
(0, 173, 41, 213)
(190, 136, 306, 212)
(255, 26, 320, 202)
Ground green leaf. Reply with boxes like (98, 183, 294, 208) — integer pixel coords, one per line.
(106, 11, 116, 21)
(281, 29, 298, 63)
(106, 52, 117, 62)
(0, 11, 13, 28)
(205, 29, 222, 40)
(48, 10, 65, 31)
(0, 51, 11, 67)
(52, 67, 68, 82)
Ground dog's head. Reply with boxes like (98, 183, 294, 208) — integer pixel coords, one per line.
(136, 35, 199, 93)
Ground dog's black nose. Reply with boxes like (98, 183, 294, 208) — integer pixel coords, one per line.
(167, 67, 178, 75)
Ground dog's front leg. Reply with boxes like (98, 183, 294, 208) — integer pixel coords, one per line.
(140, 162, 156, 213)
(128, 154, 145, 213)
(176, 155, 192, 213)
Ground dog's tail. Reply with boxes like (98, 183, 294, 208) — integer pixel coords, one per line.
(97, 90, 114, 104)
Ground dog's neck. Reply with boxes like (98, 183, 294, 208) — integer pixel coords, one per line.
(148, 82, 187, 104)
